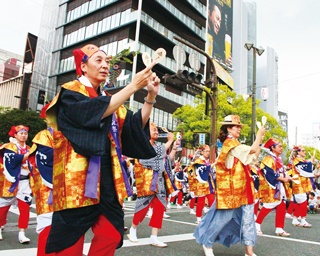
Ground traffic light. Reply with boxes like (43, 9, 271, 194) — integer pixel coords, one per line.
(192, 132, 210, 147)
(176, 70, 203, 84)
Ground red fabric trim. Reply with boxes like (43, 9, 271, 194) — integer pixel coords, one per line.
(244, 164, 254, 205)
(85, 87, 99, 98)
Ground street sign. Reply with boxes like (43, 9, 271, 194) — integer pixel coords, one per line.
(199, 133, 206, 145)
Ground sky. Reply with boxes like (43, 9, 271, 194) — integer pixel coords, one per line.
(0, 0, 44, 56)
(255, 0, 320, 146)
(0, 0, 319, 146)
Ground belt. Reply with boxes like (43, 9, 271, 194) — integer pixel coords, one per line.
(20, 175, 29, 180)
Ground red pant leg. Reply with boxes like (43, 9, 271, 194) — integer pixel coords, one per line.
(275, 201, 286, 228)
(149, 197, 165, 229)
(206, 193, 215, 207)
(196, 196, 205, 218)
(287, 201, 296, 215)
(295, 200, 308, 218)
(55, 235, 85, 256)
(17, 199, 30, 229)
(177, 191, 183, 205)
(255, 206, 272, 225)
(189, 198, 195, 209)
(0, 205, 11, 226)
(88, 215, 121, 256)
(37, 226, 55, 256)
(170, 195, 176, 203)
(132, 204, 150, 226)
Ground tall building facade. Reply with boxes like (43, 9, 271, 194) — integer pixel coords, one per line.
(232, 0, 262, 98)
(33, 0, 212, 131)
(256, 46, 279, 118)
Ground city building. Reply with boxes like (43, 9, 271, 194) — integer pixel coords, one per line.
(32, 0, 216, 133)
(0, 48, 23, 83)
(0, 58, 21, 83)
(256, 46, 279, 117)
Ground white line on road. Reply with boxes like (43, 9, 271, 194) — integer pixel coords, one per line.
(2, 232, 320, 255)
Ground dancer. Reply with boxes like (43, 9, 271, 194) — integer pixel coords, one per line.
(0, 125, 32, 243)
(44, 43, 160, 255)
(189, 144, 215, 224)
(128, 125, 179, 247)
(290, 146, 315, 227)
(194, 115, 265, 256)
(255, 138, 292, 237)
(29, 126, 55, 256)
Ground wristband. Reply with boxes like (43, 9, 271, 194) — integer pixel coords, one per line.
(144, 97, 156, 104)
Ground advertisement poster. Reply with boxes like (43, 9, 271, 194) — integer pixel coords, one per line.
(207, 0, 233, 69)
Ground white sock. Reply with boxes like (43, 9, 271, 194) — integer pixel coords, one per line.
(130, 227, 136, 235)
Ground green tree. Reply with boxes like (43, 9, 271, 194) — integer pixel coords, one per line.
(173, 84, 288, 149)
(0, 107, 46, 145)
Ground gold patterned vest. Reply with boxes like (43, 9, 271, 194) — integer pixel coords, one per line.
(46, 80, 128, 211)
(0, 143, 32, 197)
(291, 157, 313, 194)
(215, 138, 254, 209)
(190, 157, 215, 197)
(31, 129, 54, 215)
(134, 159, 175, 197)
(259, 155, 286, 203)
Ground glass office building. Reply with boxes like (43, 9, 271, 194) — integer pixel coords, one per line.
(32, 0, 208, 131)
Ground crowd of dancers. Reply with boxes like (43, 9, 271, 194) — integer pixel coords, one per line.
(0, 42, 318, 256)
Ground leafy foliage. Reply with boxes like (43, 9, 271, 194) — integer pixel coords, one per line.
(0, 107, 46, 145)
(109, 48, 139, 66)
(173, 84, 288, 149)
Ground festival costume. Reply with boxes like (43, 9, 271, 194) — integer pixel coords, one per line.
(45, 77, 156, 254)
(256, 153, 289, 235)
(132, 144, 175, 229)
(29, 128, 55, 256)
(251, 164, 260, 217)
(0, 136, 33, 243)
(189, 156, 215, 219)
(169, 165, 185, 206)
(291, 155, 314, 226)
(194, 136, 256, 248)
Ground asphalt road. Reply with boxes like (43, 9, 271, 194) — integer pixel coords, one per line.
(1, 201, 320, 256)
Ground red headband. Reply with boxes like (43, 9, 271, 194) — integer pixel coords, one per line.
(73, 44, 100, 76)
(8, 125, 29, 137)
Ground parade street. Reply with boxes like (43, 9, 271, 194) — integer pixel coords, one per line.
(1, 201, 320, 256)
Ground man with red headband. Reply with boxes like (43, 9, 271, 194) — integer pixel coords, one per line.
(255, 138, 292, 237)
(45, 44, 160, 255)
(0, 125, 33, 243)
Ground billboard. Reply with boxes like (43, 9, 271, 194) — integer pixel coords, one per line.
(207, 0, 233, 69)
(278, 111, 288, 133)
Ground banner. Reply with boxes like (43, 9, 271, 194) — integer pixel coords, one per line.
(207, 0, 233, 69)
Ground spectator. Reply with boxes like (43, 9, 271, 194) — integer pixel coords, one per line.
(308, 191, 318, 214)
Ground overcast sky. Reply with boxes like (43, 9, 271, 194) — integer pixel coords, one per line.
(1, 0, 319, 146)
(255, 0, 320, 146)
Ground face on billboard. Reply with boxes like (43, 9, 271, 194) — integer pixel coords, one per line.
(207, 0, 233, 69)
